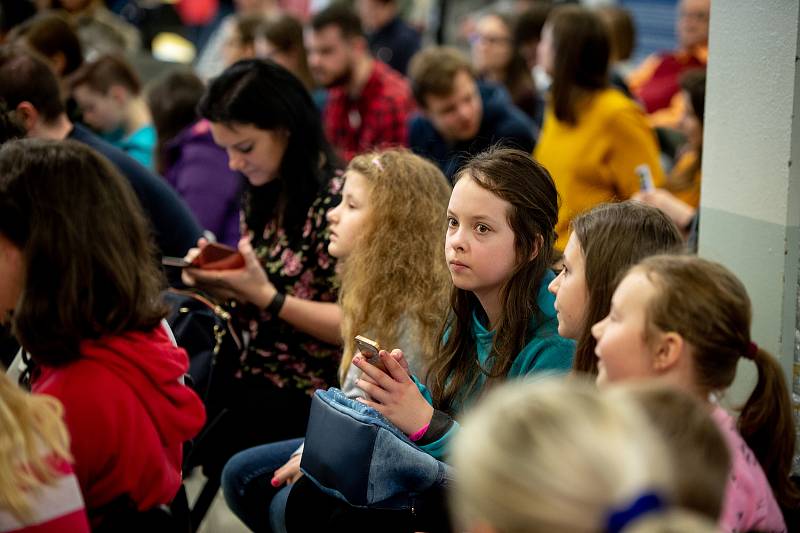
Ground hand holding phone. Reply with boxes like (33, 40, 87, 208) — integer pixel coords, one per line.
(354, 335, 382, 365)
(162, 242, 245, 271)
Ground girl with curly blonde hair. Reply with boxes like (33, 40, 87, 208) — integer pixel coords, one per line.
(221, 148, 452, 532)
(0, 371, 89, 531)
(335, 149, 453, 389)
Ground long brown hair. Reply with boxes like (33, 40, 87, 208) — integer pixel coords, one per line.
(478, 12, 535, 109)
(635, 254, 800, 511)
(0, 139, 167, 365)
(547, 6, 610, 125)
(571, 202, 683, 375)
(428, 148, 558, 413)
(256, 13, 315, 92)
(338, 149, 452, 381)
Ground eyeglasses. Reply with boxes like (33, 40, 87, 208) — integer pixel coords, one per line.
(679, 10, 709, 22)
(469, 33, 511, 47)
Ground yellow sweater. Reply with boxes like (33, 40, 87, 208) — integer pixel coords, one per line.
(534, 88, 664, 250)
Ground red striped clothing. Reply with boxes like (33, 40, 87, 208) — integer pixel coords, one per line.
(0, 459, 89, 532)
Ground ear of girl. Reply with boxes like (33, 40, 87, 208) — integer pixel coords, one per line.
(354, 148, 575, 459)
(592, 255, 797, 532)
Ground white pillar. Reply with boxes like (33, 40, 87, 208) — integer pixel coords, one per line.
(698, 1, 800, 403)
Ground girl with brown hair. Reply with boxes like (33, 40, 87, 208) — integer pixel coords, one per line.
(548, 201, 684, 375)
(0, 139, 205, 526)
(350, 147, 574, 457)
(278, 147, 574, 532)
(534, 5, 664, 250)
(592, 254, 797, 532)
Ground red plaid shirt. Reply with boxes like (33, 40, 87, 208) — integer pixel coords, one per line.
(323, 60, 414, 161)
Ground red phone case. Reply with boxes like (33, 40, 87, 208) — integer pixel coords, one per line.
(191, 243, 245, 270)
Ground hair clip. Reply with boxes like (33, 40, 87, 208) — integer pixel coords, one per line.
(605, 492, 664, 533)
(745, 341, 758, 359)
(372, 157, 384, 171)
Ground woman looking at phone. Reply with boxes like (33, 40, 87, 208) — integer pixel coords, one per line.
(183, 59, 343, 457)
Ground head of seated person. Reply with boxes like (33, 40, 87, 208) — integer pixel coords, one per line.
(253, 13, 314, 92)
(677, 0, 710, 52)
(224, 13, 267, 67)
(8, 11, 83, 79)
(307, 2, 370, 90)
(0, 138, 166, 356)
(0, 44, 69, 139)
(408, 46, 482, 143)
(607, 383, 731, 523)
(450, 378, 721, 533)
(67, 54, 145, 138)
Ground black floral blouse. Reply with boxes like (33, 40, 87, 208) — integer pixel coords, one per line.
(236, 175, 342, 395)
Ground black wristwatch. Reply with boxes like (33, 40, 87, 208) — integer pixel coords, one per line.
(266, 292, 285, 316)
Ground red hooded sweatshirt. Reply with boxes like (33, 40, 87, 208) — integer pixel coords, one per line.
(31, 326, 206, 512)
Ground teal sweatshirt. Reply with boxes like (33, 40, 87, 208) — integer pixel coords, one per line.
(416, 269, 575, 459)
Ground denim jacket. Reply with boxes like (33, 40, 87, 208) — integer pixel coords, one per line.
(300, 387, 452, 509)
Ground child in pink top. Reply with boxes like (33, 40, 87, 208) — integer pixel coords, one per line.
(712, 406, 785, 532)
(591, 255, 795, 531)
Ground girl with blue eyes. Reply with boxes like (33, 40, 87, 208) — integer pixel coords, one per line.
(350, 148, 574, 459)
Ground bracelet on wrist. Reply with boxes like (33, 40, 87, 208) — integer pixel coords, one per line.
(408, 422, 430, 442)
(266, 291, 285, 316)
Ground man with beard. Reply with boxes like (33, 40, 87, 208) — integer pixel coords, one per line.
(308, 2, 414, 161)
(407, 46, 535, 182)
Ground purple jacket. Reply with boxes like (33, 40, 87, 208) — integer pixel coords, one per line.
(163, 120, 242, 246)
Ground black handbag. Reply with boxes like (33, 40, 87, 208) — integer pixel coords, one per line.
(163, 289, 243, 407)
(163, 289, 246, 530)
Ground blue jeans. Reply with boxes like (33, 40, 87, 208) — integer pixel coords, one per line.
(221, 437, 304, 533)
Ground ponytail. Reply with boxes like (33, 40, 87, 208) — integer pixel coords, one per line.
(738, 346, 800, 510)
(632, 254, 800, 514)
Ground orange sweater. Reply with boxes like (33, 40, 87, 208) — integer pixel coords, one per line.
(534, 88, 664, 250)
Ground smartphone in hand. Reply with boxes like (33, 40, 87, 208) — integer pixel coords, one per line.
(354, 335, 384, 368)
(162, 242, 245, 271)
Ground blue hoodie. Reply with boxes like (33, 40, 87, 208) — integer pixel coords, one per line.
(408, 81, 537, 181)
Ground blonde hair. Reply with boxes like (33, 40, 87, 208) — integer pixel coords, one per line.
(451, 378, 675, 533)
(338, 149, 452, 381)
(0, 371, 72, 520)
(606, 383, 730, 521)
(624, 510, 720, 533)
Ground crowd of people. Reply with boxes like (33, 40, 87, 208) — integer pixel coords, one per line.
(0, 1, 797, 533)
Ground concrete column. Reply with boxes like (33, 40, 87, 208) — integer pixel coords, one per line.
(698, 1, 800, 403)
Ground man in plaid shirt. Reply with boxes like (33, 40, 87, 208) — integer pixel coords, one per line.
(309, 3, 414, 162)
